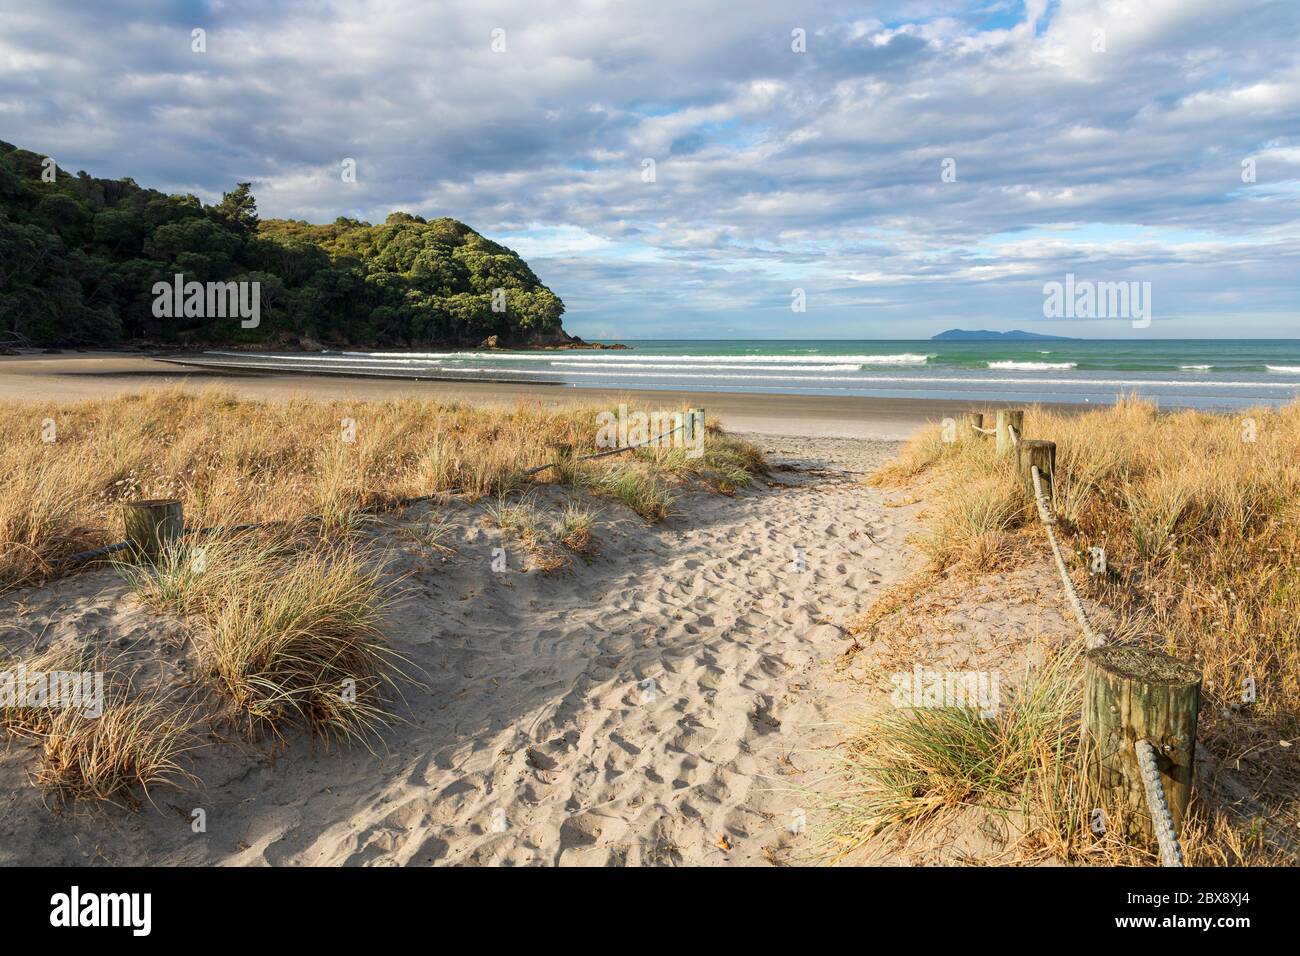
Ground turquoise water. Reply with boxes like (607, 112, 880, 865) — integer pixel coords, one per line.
(191, 340, 1300, 409)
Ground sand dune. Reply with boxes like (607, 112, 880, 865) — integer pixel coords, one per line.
(0, 433, 921, 865)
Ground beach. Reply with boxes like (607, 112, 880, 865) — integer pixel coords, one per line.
(0, 355, 1291, 868)
(0, 431, 905, 865)
(0, 352, 1051, 440)
(0, 357, 1074, 865)
(0, 419, 1099, 866)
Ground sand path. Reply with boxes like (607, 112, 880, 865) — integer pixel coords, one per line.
(0, 435, 918, 866)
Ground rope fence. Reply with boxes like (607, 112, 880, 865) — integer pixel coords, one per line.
(61, 407, 706, 568)
(46, 402, 1196, 865)
(959, 409, 1195, 867)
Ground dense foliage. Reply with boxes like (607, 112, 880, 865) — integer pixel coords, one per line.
(0, 142, 566, 348)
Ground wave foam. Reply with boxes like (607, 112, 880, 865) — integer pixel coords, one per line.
(986, 360, 1077, 371)
(179, 357, 1293, 389)
(335, 350, 930, 365)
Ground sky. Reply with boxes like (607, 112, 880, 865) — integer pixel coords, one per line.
(1, 0, 1298, 340)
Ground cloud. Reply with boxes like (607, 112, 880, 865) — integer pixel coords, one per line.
(1, 0, 1297, 337)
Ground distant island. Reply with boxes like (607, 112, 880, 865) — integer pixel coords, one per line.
(931, 329, 1076, 342)
(0, 140, 573, 350)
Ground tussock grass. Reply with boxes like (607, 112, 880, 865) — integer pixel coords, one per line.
(0, 643, 93, 740)
(489, 496, 598, 572)
(36, 683, 199, 805)
(578, 462, 675, 521)
(851, 397, 1300, 864)
(122, 533, 407, 743)
(0, 390, 765, 589)
(204, 546, 400, 742)
(918, 474, 1025, 572)
(1, 643, 199, 804)
(401, 518, 458, 556)
(823, 647, 1079, 860)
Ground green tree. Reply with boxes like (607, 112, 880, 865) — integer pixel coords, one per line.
(214, 182, 259, 234)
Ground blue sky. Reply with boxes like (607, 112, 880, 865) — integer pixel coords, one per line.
(1, 0, 1298, 339)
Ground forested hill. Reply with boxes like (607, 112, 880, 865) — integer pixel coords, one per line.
(0, 141, 568, 348)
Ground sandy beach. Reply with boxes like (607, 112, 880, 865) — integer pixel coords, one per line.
(0, 421, 1097, 866)
(0, 431, 906, 864)
(0, 356, 1282, 868)
(4, 0, 1296, 923)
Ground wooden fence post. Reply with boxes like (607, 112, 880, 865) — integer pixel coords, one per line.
(692, 407, 707, 442)
(1018, 438, 1055, 500)
(995, 409, 1024, 456)
(1083, 644, 1201, 839)
(957, 411, 984, 443)
(122, 499, 183, 560)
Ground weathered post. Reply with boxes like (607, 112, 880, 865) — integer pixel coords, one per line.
(692, 407, 707, 442)
(1083, 644, 1201, 841)
(1018, 438, 1055, 501)
(995, 409, 1024, 456)
(957, 411, 984, 443)
(122, 499, 184, 560)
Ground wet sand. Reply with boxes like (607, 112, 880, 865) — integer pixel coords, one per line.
(0, 352, 1083, 439)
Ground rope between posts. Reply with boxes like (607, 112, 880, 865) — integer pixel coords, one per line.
(523, 417, 691, 476)
(1026, 454, 1184, 867)
(1135, 739, 1185, 867)
(1030, 464, 1105, 651)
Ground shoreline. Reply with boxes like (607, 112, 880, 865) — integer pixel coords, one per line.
(0, 352, 1093, 439)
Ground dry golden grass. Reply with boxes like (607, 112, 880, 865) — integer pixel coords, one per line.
(820, 644, 1080, 863)
(489, 495, 598, 573)
(1, 391, 765, 806)
(121, 531, 408, 744)
(35, 682, 199, 805)
(871, 397, 1300, 745)
(1, 643, 199, 805)
(842, 396, 1300, 865)
(0, 389, 765, 589)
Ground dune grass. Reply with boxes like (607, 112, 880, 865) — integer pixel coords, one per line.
(35, 682, 199, 805)
(869, 397, 1300, 739)
(489, 495, 598, 572)
(0, 389, 765, 590)
(822, 646, 1079, 860)
(1, 390, 763, 805)
(120, 531, 407, 744)
(845, 397, 1300, 864)
(1, 643, 199, 805)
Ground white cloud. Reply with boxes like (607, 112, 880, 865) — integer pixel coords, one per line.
(0, 0, 1297, 336)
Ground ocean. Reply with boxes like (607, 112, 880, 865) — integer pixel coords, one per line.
(187, 339, 1300, 409)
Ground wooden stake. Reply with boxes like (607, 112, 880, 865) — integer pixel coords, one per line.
(995, 409, 1024, 456)
(957, 411, 984, 443)
(122, 499, 183, 560)
(1083, 644, 1201, 839)
(692, 407, 707, 442)
(1018, 438, 1055, 500)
